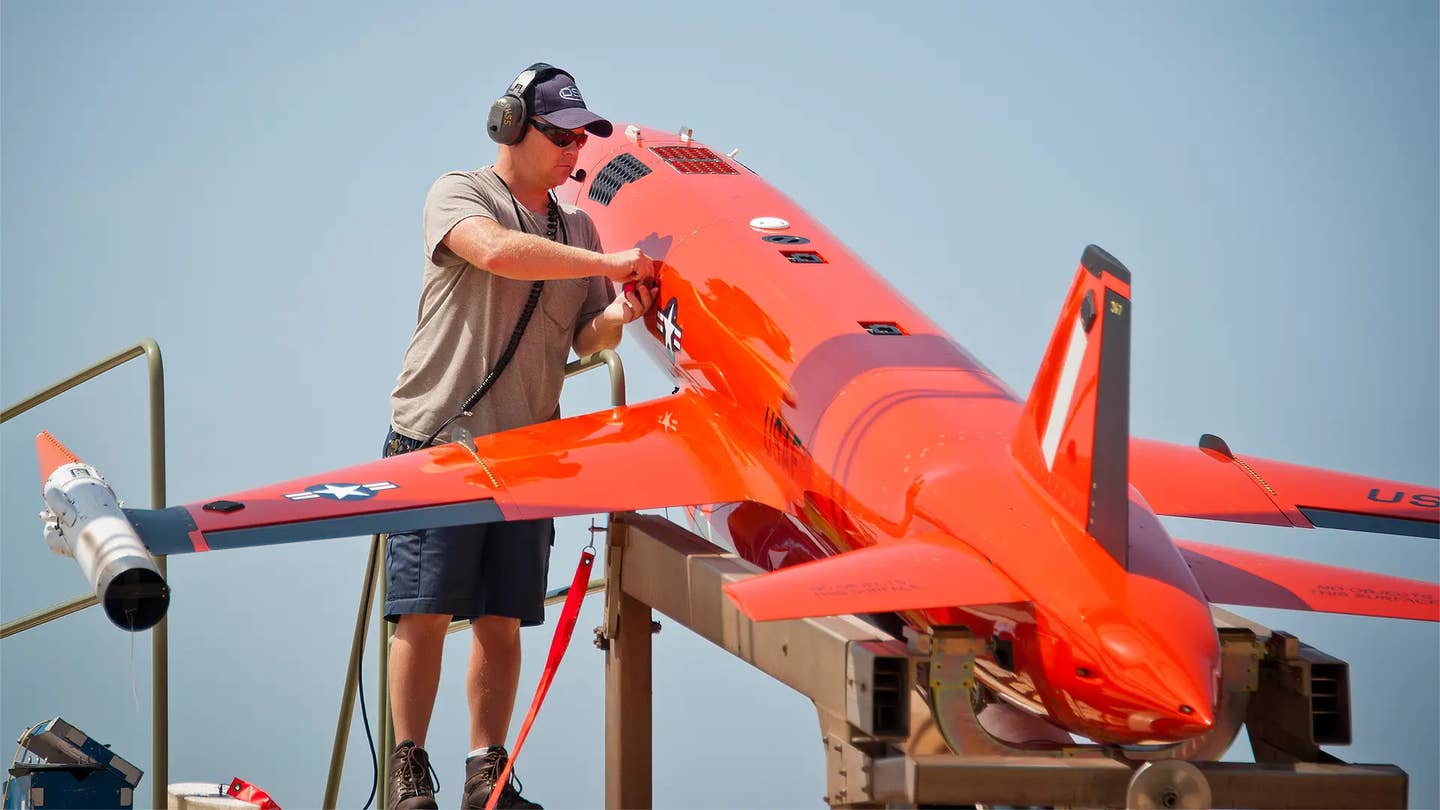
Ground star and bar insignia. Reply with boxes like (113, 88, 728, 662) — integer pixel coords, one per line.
(284, 481, 398, 501)
(658, 297, 683, 361)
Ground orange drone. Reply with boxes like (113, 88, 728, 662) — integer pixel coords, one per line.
(35, 124, 1437, 754)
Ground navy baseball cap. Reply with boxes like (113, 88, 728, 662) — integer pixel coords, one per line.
(530, 70, 613, 137)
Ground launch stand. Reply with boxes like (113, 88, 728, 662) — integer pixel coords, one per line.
(598, 514, 1411, 809)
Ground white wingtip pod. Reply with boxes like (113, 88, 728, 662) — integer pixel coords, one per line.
(37, 432, 170, 631)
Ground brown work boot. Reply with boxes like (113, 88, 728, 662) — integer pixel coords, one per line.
(388, 740, 438, 809)
(462, 746, 541, 809)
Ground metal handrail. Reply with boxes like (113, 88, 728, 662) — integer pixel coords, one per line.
(323, 535, 384, 810)
(444, 577, 609, 637)
(0, 594, 100, 640)
(0, 338, 168, 809)
(322, 349, 626, 809)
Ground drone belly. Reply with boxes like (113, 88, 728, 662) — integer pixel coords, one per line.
(688, 501, 830, 572)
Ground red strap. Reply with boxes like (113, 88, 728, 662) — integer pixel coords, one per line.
(485, 547, 595, 810)
(226, 777, 281, 810)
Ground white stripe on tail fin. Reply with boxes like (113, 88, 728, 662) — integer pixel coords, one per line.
(1013, 245, 1133, 568)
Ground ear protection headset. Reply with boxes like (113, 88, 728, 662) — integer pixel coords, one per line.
(487, 62, 561, 145)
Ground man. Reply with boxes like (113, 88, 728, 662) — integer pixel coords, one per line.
(383, 64, 656, 809)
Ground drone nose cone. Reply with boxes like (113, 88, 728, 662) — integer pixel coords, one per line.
(1091, 628, 1213, 734)
(1135, 654, 1217, 740)
(1154, 690, 1215, 739)
(1096, 674, 1214, 741)
(1182, 702, 1215, 732)
(1081, 639, 1218, 741)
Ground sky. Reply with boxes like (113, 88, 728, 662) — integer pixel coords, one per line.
(2, 2, 1436, 808)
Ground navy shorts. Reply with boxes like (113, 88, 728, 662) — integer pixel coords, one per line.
(381, 428, 553, 626)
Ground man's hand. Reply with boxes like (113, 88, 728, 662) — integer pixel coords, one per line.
(611, 277, 658, 324)
(601, 248, 660, 284)
(575, 277, 657, 356)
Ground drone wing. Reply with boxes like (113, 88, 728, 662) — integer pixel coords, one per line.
(105, 391, 784, 555)
(1131, 435, 1438, 538)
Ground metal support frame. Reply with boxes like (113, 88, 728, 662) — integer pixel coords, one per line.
(602, 514, 653, 810)
(607, 514, 913, 808)
(1247, 630, 1354, 764)
(866, 754, 1406, 808)
(604, 515, 1411, 809)
(323, 350, 626, 808)
(1, 339, 168, 809)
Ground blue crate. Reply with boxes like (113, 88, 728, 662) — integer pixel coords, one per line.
(3, 719, 141, 810)
(4, 765, 134, 810)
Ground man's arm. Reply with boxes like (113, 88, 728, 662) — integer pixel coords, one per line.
(444, 216, 651, 283)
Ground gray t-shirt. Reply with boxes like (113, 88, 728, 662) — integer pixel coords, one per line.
(390, 167, 613, 442)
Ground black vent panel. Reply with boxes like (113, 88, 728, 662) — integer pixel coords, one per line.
(588, 154, 652, 206)
(762, 234, 810, 245)
(782, 251, 825, 264)
(650, 146, 740, 175)
(870, 656, 907, 737)
(1309, 660, 1351, 744)
(862, 322, 906, 336)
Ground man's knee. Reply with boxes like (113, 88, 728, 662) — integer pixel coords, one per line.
(470, 614, 520, 643)
(395, 612, 452, 641)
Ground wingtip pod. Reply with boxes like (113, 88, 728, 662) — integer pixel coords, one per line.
(1013, 246, 1133, 567)
(36, 431, 169, 632)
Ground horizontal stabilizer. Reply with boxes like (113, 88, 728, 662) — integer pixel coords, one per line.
(1133, 436, 1438, 538)
(1177, 538, 1438, 622)
(723, 538, 1027, 622)
(1013, 245, 1134, 567)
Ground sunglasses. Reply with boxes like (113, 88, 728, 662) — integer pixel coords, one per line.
(530, 118, 588, 148)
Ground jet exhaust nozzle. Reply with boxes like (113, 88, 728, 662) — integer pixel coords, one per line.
(39, 440, 170, 632)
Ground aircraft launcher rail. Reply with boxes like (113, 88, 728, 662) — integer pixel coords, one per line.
(607, 513, 1411, 808)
